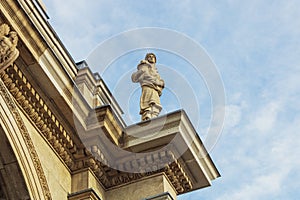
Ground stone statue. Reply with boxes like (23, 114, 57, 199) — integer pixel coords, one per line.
(0, 23, 19, 72)
(131, 53, 164, 121)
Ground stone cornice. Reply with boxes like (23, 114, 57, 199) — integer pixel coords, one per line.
(124, 110, 220, 192)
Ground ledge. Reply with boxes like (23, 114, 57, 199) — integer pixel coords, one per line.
(124, 110, 220, 191)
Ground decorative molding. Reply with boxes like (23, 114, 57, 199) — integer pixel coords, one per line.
(0, 71, 51, 199)
(1, 65, 75, 166)
(165, 157, 192, 193)
(0, 64, 192, 194)
(0, 23, 19, 72)
(104, 150, 192, 193)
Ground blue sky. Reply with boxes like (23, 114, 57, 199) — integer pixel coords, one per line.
(42, 0, 300, 199)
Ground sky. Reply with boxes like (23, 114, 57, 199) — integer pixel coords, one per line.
(42, 0, 300, 199)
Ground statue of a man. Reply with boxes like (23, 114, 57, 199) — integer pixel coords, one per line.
(131, 53, 164, 121)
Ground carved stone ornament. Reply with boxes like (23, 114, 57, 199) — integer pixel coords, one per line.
(0, 23, 19, 72)
(0, 74, 52, 199)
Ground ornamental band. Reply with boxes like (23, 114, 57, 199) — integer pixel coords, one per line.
(131, 53, 165, 121)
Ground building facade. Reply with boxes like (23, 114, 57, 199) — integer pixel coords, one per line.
(0, 1, 219, 199)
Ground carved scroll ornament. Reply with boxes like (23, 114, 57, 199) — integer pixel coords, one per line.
(0, 23, 19, 71)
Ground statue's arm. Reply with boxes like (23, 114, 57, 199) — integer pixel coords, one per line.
(131, 70, 143, 82)
(131, 65, 149, 82)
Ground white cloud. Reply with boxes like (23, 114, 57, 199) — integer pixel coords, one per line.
(224, 104, 242, 129)
(251, 101, 281, 133)
(219, 173, 283, 200)
(215, 115, 300, 200)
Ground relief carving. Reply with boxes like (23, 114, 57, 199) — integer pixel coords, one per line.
(0, 23, 19, 71)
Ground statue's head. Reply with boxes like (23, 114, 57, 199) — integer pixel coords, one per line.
(9, 31, 18, 42)
(145, 53, 156, 64)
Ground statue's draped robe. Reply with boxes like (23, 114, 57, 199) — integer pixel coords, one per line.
(132, 60, 164, 120)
